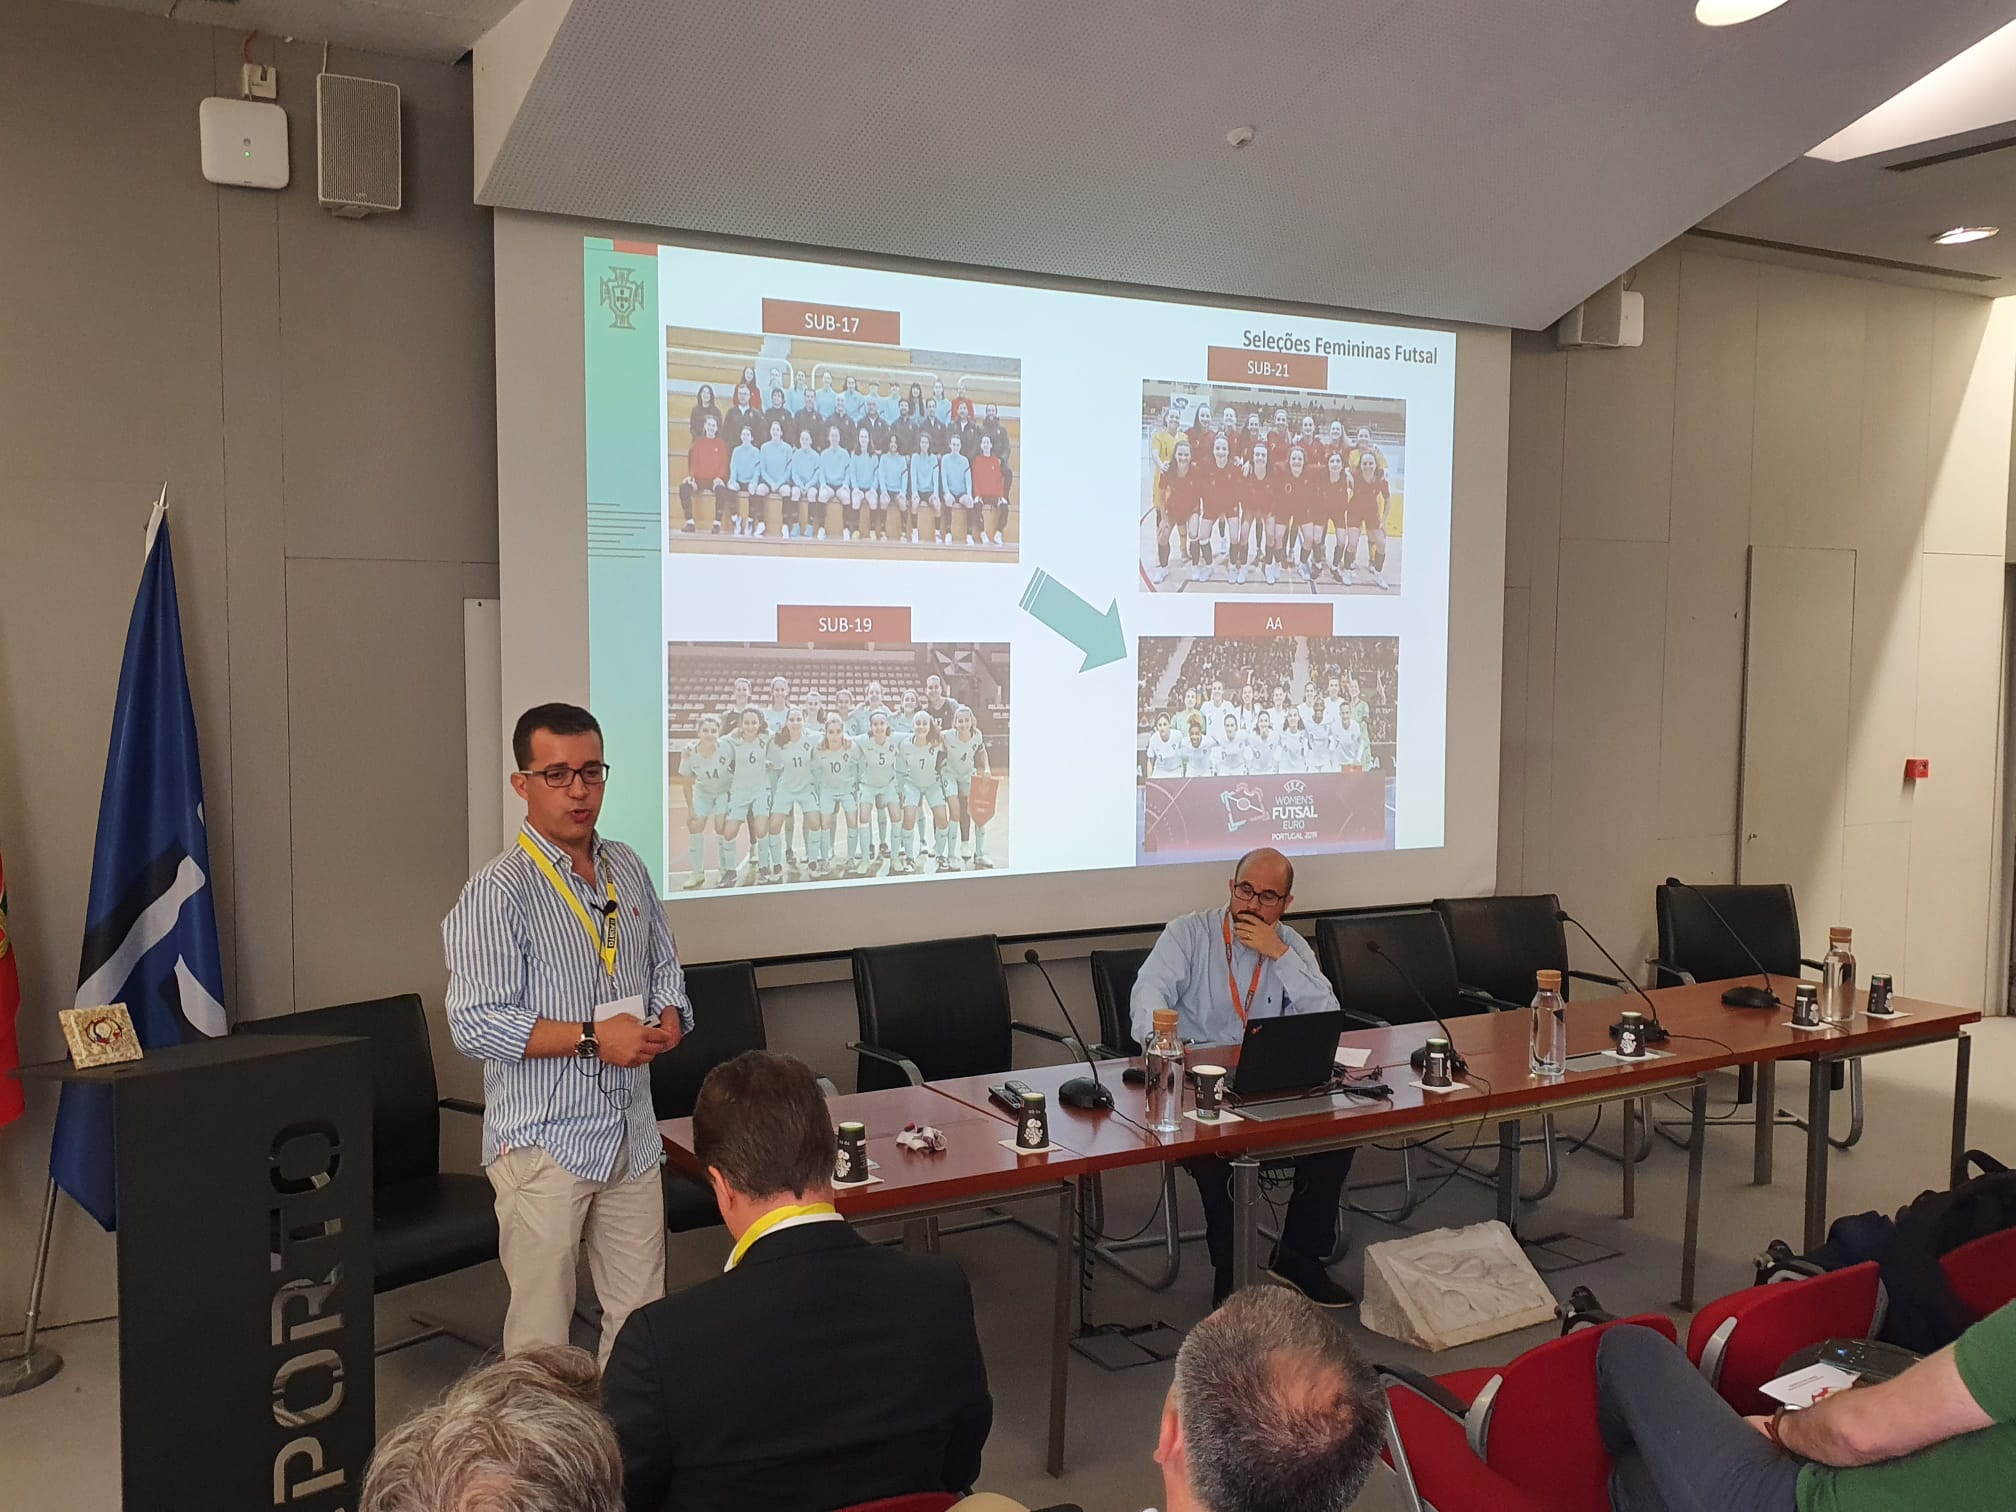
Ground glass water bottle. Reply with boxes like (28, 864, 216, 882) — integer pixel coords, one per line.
(1144, 1007, 1186, 1134)
(1530, 968, 1567, 1078)
(1820, 926, 1856, 1026)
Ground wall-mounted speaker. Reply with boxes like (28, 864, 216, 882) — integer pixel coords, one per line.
(1556, 276, 1644, 350)
(316, 73, 401, 218)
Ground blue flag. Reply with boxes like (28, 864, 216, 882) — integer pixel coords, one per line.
(51, 505, 227, 1230)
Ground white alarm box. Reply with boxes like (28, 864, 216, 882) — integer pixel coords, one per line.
(199, 97, 289, 190)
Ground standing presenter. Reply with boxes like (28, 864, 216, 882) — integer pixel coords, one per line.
(444, 702, 692, 1362)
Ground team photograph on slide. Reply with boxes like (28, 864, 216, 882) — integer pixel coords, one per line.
(667, 641, 1010, 891)
(667, 327, 1020, 558)
(1139, 380, 1405, 595)
(1135, 634, 1398, 865)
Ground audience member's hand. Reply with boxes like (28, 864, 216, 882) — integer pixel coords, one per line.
(599, 1014, 676, 1067)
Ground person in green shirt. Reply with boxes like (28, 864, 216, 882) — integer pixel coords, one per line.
(1594, 1300, 2016, 1512)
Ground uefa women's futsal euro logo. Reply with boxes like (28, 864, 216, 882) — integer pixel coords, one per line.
(1221, 784, 1268, 832)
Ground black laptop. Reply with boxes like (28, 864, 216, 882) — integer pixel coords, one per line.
(1227, 1010, 1347, 1103)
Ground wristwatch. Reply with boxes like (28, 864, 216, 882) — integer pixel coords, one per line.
(575, 1018, 599, 1062)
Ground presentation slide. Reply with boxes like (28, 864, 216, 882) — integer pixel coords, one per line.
(578, 236, 1458, 903)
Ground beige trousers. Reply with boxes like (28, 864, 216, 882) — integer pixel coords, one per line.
(487, 1145, 666, 1364)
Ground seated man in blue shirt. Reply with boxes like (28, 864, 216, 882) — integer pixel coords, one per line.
(1131, 847, 1355, 1309)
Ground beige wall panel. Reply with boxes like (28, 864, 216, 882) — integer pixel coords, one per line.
(1547, 540, 1667, 962)
(1504, 342, 1564, 591)
(216, 111, 297, 1020)
(1839, 821, 1912, 994)
(1843, 548, 1923, 828)
(1750, 267, 1866, 550)
(1740, 546, 1854, 959)
(1904, 553, 2005, 1008)
(277, 43, 499, 566)
(0, 9, 220, 488)
(1499, 588, 1531, 890)
(1508, 336, 1565, 888)
(1924, 295, 2016, 559)
(1659, 251, 1758, 840)
(1857, 283, 1934, 560)
(1560, 248, 1680, 544)
(286, 559, 469, 1013)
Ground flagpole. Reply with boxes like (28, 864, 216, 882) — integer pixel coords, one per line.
(0, 1177, 63, 1396)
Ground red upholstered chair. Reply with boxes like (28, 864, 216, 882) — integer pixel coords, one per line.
(829, 1496, 957, 1512)
(1685, 1261, 1885, 1416)
(1378, 1314, 1677, 1512)
(1940, 1227, 2016, 1321)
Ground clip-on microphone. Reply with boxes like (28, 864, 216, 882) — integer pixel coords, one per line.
(1364, 940, 1470, 1075)
(1554, 909, 1670, 1045)
(1023, 949, 1114, 1111)
(1665, 878, 1780, 1009)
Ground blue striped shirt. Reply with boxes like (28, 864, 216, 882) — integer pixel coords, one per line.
(443, 822, 693, 1181)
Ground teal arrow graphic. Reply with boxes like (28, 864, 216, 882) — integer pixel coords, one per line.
(1019, 568, 1127, 671)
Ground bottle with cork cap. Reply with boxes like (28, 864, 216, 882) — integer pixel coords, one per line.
(1530, 968, 1567, 1077)
(1820, 927, 1856, 1026)
(1144, 1006, 1185, 1134)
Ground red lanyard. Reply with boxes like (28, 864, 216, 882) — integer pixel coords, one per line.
(1223, 911, 1265, 1022)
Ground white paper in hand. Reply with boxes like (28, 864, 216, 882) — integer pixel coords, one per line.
(1760, 1362, 1859, 1408)
(594, 993, 645, 1023)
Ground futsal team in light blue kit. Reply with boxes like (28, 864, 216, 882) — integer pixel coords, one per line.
(679, 676, 995, 888)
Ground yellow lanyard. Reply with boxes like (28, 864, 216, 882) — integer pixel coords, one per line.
(726, 1202, 839, 1270)
(517, 833, 619, 978)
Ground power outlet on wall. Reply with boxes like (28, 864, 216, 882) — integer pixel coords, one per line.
(242, 63, 278, 100)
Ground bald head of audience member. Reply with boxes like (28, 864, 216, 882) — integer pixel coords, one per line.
(1157, 1287, 1385, 1512)
(359, 1345, 621, 1512)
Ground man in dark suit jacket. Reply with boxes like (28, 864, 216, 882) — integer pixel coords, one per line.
(604, 1050, 993, 1512)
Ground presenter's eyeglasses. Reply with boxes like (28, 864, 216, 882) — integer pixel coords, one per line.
(520, 763, 611, 788)
(1232, 880, 1288, 909)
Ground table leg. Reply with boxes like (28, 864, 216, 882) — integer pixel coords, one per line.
(1231, 1155, 1261, 1290)
(1951, 1032, 1973, 1188)
(1621, 1100, 1637, 1220)
(1803, 1057, 1831, 1253)
(1046, 1180, 1074, 1477)
(1496, 1122, 1521, 1237)
(1679, 1080, 1707, 1310)
(1753, 1061, 1776, 1187)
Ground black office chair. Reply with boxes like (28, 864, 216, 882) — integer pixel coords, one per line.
(1435, 894, 1649, 1165)
(1314, 908, 1483, 1029)
(1088, 947, 1152, 1058)
(648, 961, 768, 1234)
(1315, 909, 1560, 1207)
(1652, 882, 1858, 1151)
(1434, 894, 1630, 1007)
(238, 993, 496, 1355)
(850, 934, 1079, 1089)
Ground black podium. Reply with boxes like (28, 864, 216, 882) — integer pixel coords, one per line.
(23, 1034, 374, 1511)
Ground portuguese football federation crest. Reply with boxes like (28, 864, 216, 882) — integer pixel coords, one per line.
(600, 267, 644, 330)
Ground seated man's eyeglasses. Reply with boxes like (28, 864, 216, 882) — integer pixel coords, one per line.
(1232, 880, 1287, 909)
(520, 762, 611, 788)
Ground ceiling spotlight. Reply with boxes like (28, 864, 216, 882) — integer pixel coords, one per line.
(1932, 226, 2000, 245)
(1695, 0, 1792, 25)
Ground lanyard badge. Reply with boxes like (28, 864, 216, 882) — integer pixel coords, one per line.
(518, 833, 620, 977)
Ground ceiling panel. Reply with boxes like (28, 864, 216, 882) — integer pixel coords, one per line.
(473, 0, 2016, 329)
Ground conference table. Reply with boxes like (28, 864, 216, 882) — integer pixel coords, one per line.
(658, 977, 1977, 1476)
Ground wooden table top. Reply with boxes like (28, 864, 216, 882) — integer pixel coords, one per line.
(658, 1082, 1086, 1217)
(658, 978, 1978, 1206)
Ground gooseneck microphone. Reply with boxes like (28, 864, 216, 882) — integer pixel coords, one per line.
(1663, 878, 1779, 1009)
(1555, 909, 1670, 1043)
(1364, 940, 1470, 1075)
(1023, 948, 1115, 1111)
